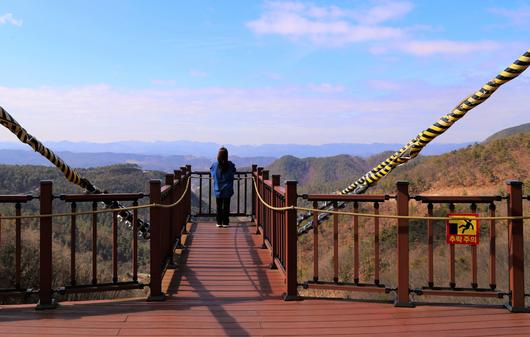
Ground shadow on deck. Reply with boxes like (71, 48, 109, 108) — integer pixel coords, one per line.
(1, 221, 530, 336)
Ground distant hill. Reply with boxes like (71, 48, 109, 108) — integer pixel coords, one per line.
(484, 122, 530, 143)
(0, 163, 163, 194)
(0, 140, 471, 158)
(266, 154, 370, 194)
(377, 132, 530, 194)
(0, 149, 275, 171)
(266, 132, 529, 195)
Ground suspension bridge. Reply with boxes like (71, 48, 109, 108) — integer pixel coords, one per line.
(0, 50, 529, 336)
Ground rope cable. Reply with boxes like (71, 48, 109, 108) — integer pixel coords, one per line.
(0, 106, 154, 238)
(0, 177, 191, 221)
(297, 48, 530, 231)
(251, 177, 528, 222)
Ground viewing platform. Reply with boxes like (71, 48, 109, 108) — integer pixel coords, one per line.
(0, 165, 529, 336)
(3, 220, 530, 336)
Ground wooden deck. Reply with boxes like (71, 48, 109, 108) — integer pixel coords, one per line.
(1, 221, 530, 336)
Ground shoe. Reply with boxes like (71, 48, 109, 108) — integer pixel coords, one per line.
(216, 223, 222, 228)
(222, 224, 229, 228)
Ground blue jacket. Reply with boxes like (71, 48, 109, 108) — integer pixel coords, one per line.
(210, 161, 236, 198)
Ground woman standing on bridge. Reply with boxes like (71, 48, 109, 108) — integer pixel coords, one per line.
(211, 147, 236, 228)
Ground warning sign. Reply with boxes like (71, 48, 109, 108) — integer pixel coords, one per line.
(446, 214, 479, 245)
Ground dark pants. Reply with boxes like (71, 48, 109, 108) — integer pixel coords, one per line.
(216, 197, 231, 226)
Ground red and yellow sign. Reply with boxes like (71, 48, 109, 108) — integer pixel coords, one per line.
(446, 214, 479, 245)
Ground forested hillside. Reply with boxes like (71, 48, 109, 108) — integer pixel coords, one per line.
(275, 129, 530, 301)
(0, 125, 528, 304)
(267, 132, 530, 195)
(374, 132, 530, 194)
(0, 163, 163, 195)
(265, 154, 368, 194)
(484, 122, 530, 142)
(0, 164, 167, 304)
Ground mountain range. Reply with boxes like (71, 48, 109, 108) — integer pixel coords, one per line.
(0, 150, 274, 171)
(0, 123, 527, 172)
(0, 140, 472, 171)
(266, 123, 530, 195)
(0, 140, 471, 160)
(0, 123, 527, 197)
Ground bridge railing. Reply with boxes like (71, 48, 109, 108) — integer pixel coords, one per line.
(300, 181, 527, 310)
(251, 165, 527, 310)
(252, 166, 298, 299)
(0, 166, 192, 308)
(0, 194, 34, 297)
(191, 170, 253, 217)
(301, 193, 393, 294)
(57, 191, 146, 296)
(148, 166, 192, 300)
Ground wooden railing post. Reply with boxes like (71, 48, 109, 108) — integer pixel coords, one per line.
(283, 180, 299, 300)
(37, 180, 57, 310)
(270, 174, 280, 269)
(148, 179, 165, 301)
(186, 165, 192, 219)
(395, 181, 413, 307)
(174, 170, 183, 241)
(506, 180, 525, 312)
(180, 166, 190, 234)
(261, 170, 270, 249)
(256, 167, 263, 234)
(165, 173, 175, 266)
(251, 165, 257, 221)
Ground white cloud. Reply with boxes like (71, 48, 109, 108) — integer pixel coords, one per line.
(357, 1, 413, 25)
(247, 1, 509, 56)
(367, 80, 401, 91)
(151, 79, 177, 86)
(246, 1, 410, 46)
(489, 5, 530, 28)
(0, 13, 22, 26)
(189, 69, 208, 78)
(308, 83, 345, 93)
(371, 40, 502, 56)
(265, 72, 283, 81)
(0, 78, 528, 145)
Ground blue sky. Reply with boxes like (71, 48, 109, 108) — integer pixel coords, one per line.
(0, 0, 528, 145)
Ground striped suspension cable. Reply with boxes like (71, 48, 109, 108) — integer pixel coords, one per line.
(0, 106, 96, 192)
(341, 48, 530, 195)
(0, 106, 152, 239)
(297, 48, 530, 231)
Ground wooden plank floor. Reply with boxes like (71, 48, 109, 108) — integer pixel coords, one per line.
(1, 221, 530, 336)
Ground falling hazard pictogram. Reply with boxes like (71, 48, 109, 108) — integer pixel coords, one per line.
(446, 213, 479, 245)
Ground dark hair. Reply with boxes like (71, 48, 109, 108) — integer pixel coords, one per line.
(217, 147, 228, 170)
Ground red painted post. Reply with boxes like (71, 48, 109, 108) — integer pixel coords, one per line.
(91, 202, 98, 285)
(37, 181, 57, 310)
(256, 167, 263, 234)
(261, 170, 270, 249)
(506, 180, 525, 312)
(148, 179, 165, 301)
(270, 174, 280, 269)
(15, 203, 21, 289)
(174, 170, 183, 240)
(186, 165, 192, 219)
(283, 180, 299, 300)
(333, 202, 339, 283)
(70, 202, 77, 286)
(251, 165, 257, 222)
(112, 210, 118, 283)
(489, 202, 496, 290)
(395, 181, 413, 307)
(180, 167, 190, 234)
(165, 173, 175, 266)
